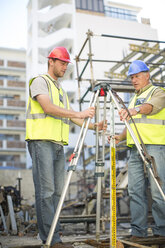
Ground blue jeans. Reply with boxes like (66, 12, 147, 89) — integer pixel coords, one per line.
(28, 140, 65, 245)
(128, 145, 165, 237)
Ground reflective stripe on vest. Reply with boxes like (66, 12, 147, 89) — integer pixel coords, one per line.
(25, 74, 70, 145)
(127, 85, 165, 146)
(129, 117, 165, 125)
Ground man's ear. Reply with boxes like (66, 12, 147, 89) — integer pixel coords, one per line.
(49, 58, 53, 66)
(146, 71, 150, 80)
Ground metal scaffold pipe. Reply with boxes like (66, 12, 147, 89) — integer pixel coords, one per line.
(93, 32, 165, 44)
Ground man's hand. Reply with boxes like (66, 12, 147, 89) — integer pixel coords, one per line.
(94, 120, 107, 131)
(79, 107, 95, 119)
(119, 108, 138, 121)
(108, 134, 122, 145)
(119, 104, 153, 121)
(108, 127, 126, 145)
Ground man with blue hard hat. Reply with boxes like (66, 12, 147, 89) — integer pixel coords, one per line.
(128, 59, 149, 76)
(108, 60, 165, 240)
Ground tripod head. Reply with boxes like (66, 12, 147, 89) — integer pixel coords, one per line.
(93, 82, 111, 96)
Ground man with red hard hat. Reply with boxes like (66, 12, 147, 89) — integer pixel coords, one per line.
(26, 47, 107, 248)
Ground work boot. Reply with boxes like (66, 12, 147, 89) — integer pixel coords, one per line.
(51, 242, 74, 248)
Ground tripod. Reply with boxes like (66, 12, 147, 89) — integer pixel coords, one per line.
(44, 82, 165, 248)
(44, 83, 112, 247)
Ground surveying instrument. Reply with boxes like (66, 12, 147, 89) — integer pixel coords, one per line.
(44, 30, 165, 248)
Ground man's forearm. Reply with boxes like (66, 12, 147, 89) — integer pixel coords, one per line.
(120, 103, 153, 121)
(36, 94, 95, 119)
(119, 127, 127, 141)
(71, 118, 95, 130)
(136, 103, 153, 115)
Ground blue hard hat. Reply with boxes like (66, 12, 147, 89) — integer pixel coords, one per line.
(128, 60, 149, 76)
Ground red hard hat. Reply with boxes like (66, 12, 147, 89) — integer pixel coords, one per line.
(47, 47, 71, 63)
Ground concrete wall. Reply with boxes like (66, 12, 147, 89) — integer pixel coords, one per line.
(0, 169, 35, 205)
(0, 169, 94, 205)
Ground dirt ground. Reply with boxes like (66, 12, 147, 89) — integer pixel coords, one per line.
(0, 222, 131, 247)
(0, 233, 109, 248)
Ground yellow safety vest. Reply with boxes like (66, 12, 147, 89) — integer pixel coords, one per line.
(25, 75, 70, 145)
(127, 85, 165, 147)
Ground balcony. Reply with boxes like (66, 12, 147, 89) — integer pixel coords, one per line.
(0, 80, 26, 92)
(1, 60, 26, 73)
(7, 61, 26, 69)
(38, 3, 72, 25)
(7, 80, 25, 88)
(0, 140, 26, 151)
(0, 161, 26, 169)
(0, 99, 26, 111)
(0, 119, 25, 131)
(38, 28, 73, 49)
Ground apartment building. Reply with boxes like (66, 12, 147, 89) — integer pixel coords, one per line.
(0, 47, 26, 169)
(26, 0, 158, 168)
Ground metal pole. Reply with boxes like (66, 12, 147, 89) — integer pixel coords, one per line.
(76, 59, 165, 67)
(87, 30, 95, 90)
(95, 96, 101, 241)
(102, 96, 106, 160)
(95, 85, 107, 241)
(77, 37, 89, 58)
(93, 32, 165, 44)
(75, 59, 81, 110)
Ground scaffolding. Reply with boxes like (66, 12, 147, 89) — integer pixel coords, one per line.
(76, 30, 165, 95)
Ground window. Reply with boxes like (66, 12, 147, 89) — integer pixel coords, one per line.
(76, 0, 104, 13)
(0, 114, 15, 120)
(0, 95, 14, 99)
(0, 155, 19, 162)
(105, 6, 137, 21)
(0, 134, 19, 141)
(0, 75, 18, 80)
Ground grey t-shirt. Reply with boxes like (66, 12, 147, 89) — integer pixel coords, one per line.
(30, 76, 49, 100)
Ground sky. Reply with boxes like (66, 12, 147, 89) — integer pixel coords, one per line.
(0, 0, 164, 49)
(0, 0, 28, 49)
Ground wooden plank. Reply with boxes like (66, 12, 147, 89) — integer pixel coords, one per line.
(119, 239, 150, 248)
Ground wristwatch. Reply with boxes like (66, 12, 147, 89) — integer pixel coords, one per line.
(135, 107, 140, 113)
